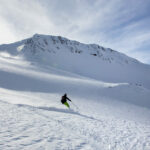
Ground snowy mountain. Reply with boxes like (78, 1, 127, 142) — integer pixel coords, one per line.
(1, 34, 150, 89)
(0, 34, 150, 150)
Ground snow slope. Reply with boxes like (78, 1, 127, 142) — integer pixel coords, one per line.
(0, 34, 150, 150)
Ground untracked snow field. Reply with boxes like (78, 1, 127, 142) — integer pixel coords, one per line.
(0, 53, 150, 150)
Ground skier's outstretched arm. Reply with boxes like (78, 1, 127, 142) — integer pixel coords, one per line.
(67, 97, 71, 101)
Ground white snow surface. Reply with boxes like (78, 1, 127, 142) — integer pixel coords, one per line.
(0, 34, 150, 150)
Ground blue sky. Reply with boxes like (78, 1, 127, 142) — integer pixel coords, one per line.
(0, 0, 150, 64)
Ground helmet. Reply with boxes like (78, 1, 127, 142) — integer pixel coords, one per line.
(64, 93, 67, 96)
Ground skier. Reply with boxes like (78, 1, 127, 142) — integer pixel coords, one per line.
(61, 93, 71, 108)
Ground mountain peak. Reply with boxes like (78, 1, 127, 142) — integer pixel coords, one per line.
(0, 33, 140, 67)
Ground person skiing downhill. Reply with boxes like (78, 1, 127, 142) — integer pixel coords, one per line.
(61, 93, 71, 108)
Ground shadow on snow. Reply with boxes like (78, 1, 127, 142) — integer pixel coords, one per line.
(17, 103, 101, 122)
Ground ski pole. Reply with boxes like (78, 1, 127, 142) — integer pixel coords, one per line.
(71, 101, 79, 110)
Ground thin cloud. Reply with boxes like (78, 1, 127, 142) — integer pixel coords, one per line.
(0, 16, 18, 44)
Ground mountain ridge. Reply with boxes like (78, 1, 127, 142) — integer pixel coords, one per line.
(0, 33, 150, 90)
(0, 33, 140, 64)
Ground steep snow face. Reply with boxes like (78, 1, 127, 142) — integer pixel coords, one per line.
(0, 34, 150, 89)
(8, 33, 139, 65)
(0, 34, 138, 63)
